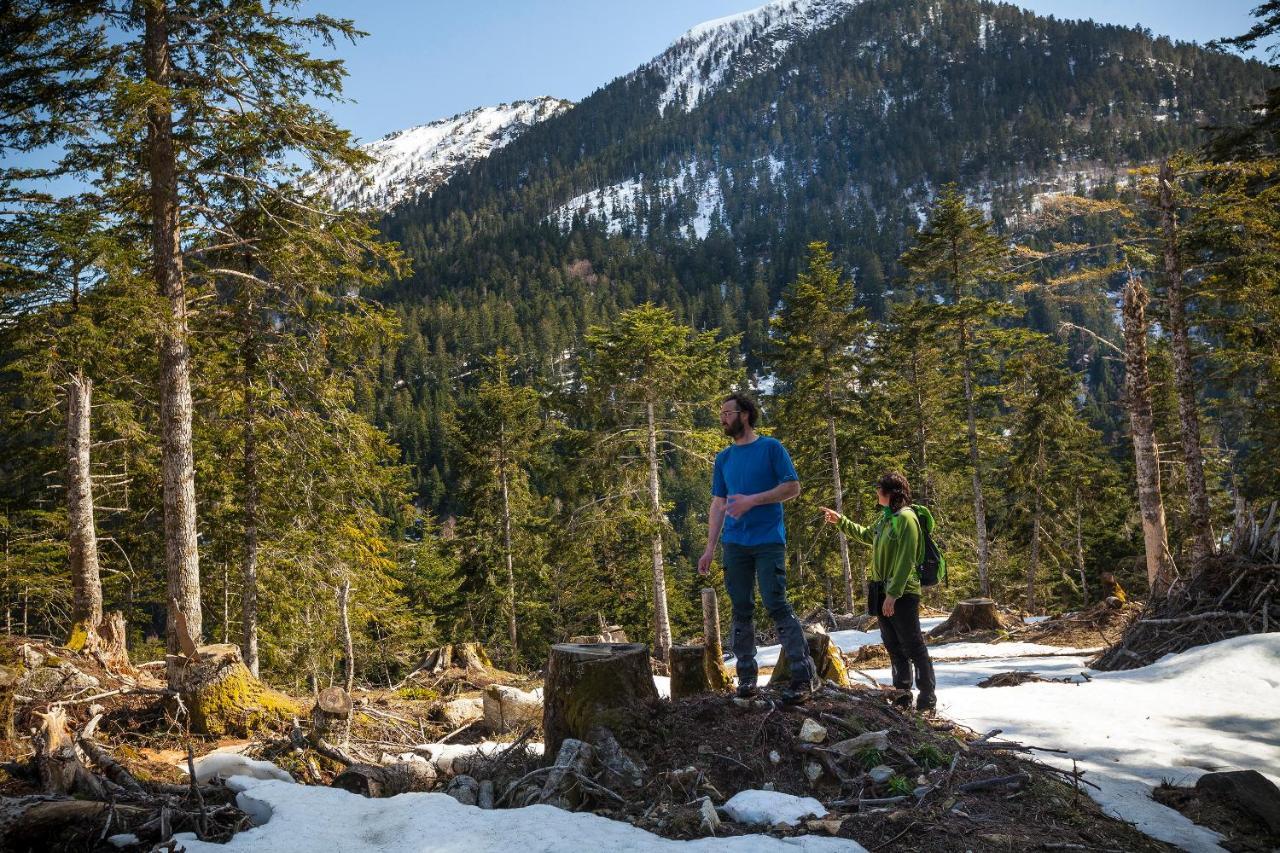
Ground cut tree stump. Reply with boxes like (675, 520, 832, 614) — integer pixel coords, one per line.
(701, 588, 731, 692)
(771, 630, 850, 687)
(415, 642, 493, 674)
(669, 645, 720, 699)
(543, 643, 658, 759)
(175, 643, 300, 737)
(312, 686, 352, 746)
(33, 707, 102, 798)
(332, 761, 437, 798)
(929, 598, 1007, 637)
(91, 611, 133, 673)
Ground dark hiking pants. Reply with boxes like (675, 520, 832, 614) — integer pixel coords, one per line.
(722, 541, 814, 688)
(870, 581, 936, 698)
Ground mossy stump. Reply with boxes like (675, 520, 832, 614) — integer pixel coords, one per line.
(543, 642, 658, 759)
(929, 598, 1006, 638)
(771, 630, 850, 687)
(669, 644, 724, 699)
(176, 644, 299, 738)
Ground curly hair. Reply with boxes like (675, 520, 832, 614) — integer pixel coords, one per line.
(723, 393, 759, 427)
(877, 472, 912, 511)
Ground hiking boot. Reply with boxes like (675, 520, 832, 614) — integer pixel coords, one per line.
(916, 693, 937, 713)
(779, 670, 822, 705)
(735, 683, 758, 699)
(891, 692, 913, 709)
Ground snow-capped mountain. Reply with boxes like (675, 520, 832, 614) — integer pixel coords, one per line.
(643, 0, 857, 113)
(320, 97, 572, 211)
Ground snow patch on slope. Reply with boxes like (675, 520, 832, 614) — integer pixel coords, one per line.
(319, 97, 572, 211)
(645, 0, 858, 114)
(552, 161, 726, 238)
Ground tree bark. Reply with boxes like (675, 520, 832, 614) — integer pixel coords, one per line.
(930, 598, 1006, 637)
(1158, 160, 1215, 566)
(312, 686, 352, 746)
(241, 329, 260, 677)
(176, 643, 299, 737)
(543, 642, 658, 759)
(771, 630, 850, 686)
(65, 372, 102, 639)
(910, 345, 932, 505)
(1027, 487, 1042, 613)
(499, 422, 517, 657)
(827, 407, 855, 612)
(645, 402, 672, 661)
(337, 577, 354, 695)
(1122, 274, 1176, 596)
(145, 0, 201, 680)
(957, 309, 990, 596)
(1075, 486, 1089, 606)
(669, 645, 717, 698)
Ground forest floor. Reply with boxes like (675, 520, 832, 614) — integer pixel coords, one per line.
(2, 602, 1276, 852)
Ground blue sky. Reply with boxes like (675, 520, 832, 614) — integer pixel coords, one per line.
(313, 0, 1269, 142)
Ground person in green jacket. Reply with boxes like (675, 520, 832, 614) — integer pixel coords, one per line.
(822, 472, 936, 711)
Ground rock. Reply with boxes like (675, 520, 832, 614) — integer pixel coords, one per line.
(440, 696, 484, 728)
(445, 774, 480, 806)
(868, 765, 894, 784)
(477, 779, 495, 810)
(804, 761, 824, 783)
(699, 797, 721, 833)
(1195, 770, 1280, 833)
(831, 729, 890, 755)
(768, 750, 781, 765)
(762, 782, 775, 791)
(482, 684, 542, 733)
(798, 718, 827, 743)
(732, 697, 751, 709)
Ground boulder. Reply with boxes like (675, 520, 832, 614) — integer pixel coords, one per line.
(1195, 769, 1280, 833)
(440, 696, 484, 729)
(482, 684, 542, 734)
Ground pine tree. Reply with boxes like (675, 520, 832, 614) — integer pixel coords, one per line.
(582, 304, 737, 660)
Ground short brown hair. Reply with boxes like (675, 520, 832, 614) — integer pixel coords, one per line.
(723, 393, 758, 427)
(877, 472, 912, 511)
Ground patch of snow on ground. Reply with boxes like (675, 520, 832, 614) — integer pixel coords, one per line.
(175, 777, 865, 852)
(867, 634, 1280, 852)
(187, 752, 294, 784)
(551, 161, 725, 238)
(723, 790, 828, 826)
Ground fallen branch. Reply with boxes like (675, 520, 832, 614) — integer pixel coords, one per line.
(958, 772, 1030, 792)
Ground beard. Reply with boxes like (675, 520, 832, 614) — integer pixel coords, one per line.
(723, 418, 745, 439)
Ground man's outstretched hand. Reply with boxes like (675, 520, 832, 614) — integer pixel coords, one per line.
(697, 549, 713, 576)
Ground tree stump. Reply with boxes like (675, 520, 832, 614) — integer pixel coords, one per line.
(771, 631, 850, 687)
(543, 643, 658, 759)
(929, 598, 1007, 637)
(332, 760, 436, 798)
(0, 646, 24, 742)
(176, 644, 300, 737)
(415, 642, 493, 674)
(701, 588, 731, 692)
(312, 686, 352, 746)
(669, 645, 719, 699)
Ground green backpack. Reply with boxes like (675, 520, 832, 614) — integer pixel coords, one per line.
(911, 504, 947, 587)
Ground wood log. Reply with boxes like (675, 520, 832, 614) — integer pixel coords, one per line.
(669, 645, 717, 699)
(0, 797, 149, 852)
(312, 686, 352, 746)
(539, 738, 594, 809)
(0, 646, 23, 741)
(542, 643, 658, 759)
(331, 760, 436, 798)
(701, 588, 731, 692)
(176, 643, 299, 737)
(929, 598, 1007, 637)
(771, 631, 850, 687)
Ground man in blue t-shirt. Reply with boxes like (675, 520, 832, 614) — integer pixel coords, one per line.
(698, 393, 818, 704)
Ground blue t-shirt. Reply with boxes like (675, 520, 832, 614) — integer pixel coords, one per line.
(712, 436, 799, 546)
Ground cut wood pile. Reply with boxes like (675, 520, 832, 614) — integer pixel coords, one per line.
(1093, 550, 1280, 671)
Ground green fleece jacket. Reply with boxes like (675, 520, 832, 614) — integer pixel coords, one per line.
(836, 505, 923, 598)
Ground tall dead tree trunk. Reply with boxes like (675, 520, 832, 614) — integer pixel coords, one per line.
(65, 372, 102, 642)
(1122, 274, 1176, 596)
(498, 422, 517, 657)
(910, 345, 932, 505)
(826, 395, 855, 612)
(959, 315, 991, 596)
(337, 577, 354, 694)
(1027, 484, 1042, 613)
(241, 328, 260, 677)
(645, 401, 672, 661)
(1158, 160, 1215, 566)
(145, 0, 201, 681)
(1074, 486, 1089, 606)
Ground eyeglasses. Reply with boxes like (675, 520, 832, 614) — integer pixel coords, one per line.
(720, 408, 743, 416)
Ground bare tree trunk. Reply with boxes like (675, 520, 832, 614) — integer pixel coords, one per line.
(910, 346, 931, 505)
(65, 372, 102, 635)
(241, 331, 260, 677)
(338, 577, 354, 694)
(645, 401, 672, 661)
(1122, 274, 1176, 596)
(145, 0, 201, 677)
(826, 409, 855, 612)
(959, 318, 991, 595)
(1158, 160, 1214, 565)
(1075, 486, 1089, 606)
(1027, 485, 1042, 613)
(498, 423, 517, 657)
